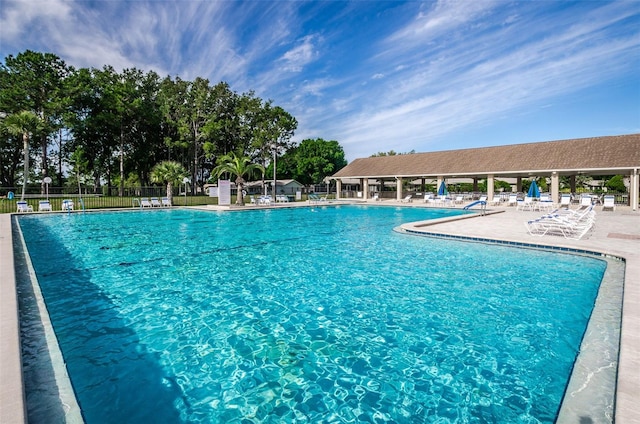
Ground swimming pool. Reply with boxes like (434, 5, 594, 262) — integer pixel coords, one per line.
(17, 205, 607, 423)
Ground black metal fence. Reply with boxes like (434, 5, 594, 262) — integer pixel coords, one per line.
(0, 186, 222, 214)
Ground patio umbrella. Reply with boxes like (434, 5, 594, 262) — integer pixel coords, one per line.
(438, 181, 448, 196)
(528, 180, 540, 198)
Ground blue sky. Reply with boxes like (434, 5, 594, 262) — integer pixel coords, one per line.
(1, 0, 639, 161)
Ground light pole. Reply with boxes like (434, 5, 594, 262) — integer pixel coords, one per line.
(272, 142, 277, 199)
(182, 177, 190, 206)
(43, 176, 52, 200)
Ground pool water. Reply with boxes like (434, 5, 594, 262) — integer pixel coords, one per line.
(18, 206, 606, 423)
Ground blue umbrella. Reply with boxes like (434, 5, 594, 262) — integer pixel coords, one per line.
(527, 180, 540, 198)
(438, 181, 448, 196)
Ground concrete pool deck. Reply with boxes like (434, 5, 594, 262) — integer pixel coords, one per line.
(1, 203, 639, 422)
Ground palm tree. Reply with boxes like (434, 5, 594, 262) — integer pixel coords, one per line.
(3, 111, 42, 200)
(213, 152, 264, 206)
(150, 161, 188, 205)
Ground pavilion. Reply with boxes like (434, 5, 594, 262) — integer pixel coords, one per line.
(330, 134, 640, 210)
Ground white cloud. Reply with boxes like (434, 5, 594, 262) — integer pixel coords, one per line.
(0, 0, 72, 39)
(279, 35, 318, 72)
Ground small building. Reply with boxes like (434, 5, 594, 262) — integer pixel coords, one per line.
(244, 179, 305, 196)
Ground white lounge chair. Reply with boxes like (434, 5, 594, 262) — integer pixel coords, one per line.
(559, 194, 571, 209)
(259, 195, 272, 206)
(506, 194, 518, 207)
(516, 196, 534, 211)
(488, 196, 501, 206)
(400, 195, 412, 203)
(38, 200, 52, 212)
(150, 197, 162, 207)
(161, 197, 172, 207)
(16, 201, 33, 213)
(579, 195, 593, 209)
(140, 198, 152, 208)
(602, 195, 616, 211)
(372, 194, 380, 201)
(525, 206, 596, 240)
(62, 199, 74, 211)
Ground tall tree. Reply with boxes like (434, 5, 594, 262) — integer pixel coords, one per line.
(212, 152, 264, 206)
(252, 101, 297, 193)
(0, 51, 70, 192)
(279, 138, 347, 185)
(2, 111, 43, 199)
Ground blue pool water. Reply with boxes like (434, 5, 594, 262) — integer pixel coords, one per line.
(18, 206, 606, 423)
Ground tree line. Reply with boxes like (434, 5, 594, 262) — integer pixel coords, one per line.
(0, 50, 347, 196)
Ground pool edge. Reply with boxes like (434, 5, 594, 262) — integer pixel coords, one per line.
(0, 214, 27, 424)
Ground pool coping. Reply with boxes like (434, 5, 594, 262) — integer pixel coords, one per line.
(1, 206, 639, 423)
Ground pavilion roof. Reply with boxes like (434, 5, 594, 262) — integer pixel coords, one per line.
(332, 134, 640, 178)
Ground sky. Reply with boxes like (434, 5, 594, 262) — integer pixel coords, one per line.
(1, 0, 639, 161)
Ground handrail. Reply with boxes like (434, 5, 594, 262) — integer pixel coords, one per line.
(463, 200, 487, 216)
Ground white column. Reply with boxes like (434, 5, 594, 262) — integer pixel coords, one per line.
(336, 179, 342, 200)
(632, 169, 639, 211)
(362, 178, 368, 200)
(396, 177, 403, 201)
(551, 172, 560, 203)
(487, 175, 495, 201)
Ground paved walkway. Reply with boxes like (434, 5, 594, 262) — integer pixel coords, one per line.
(1, 203, 639, 423)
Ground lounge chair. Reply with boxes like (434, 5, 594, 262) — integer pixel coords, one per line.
(436, 195, 451, 206)
(400, 195, 412, 203)
(161, 197, 172, 207)
(62, 199, 74, 211)
(559, 194, 571, 209)
(150, 197, 162, 207)
(140, 198, 152, 208)
(372, 194, 380, 201)
(38, 200, 52, 212)
(506, 194, 518, 207)
(259, 195, 272, 206)
(602, 195, 616, 211)
(453, 195, 464, 205)
(16, 201, 33, 213)
(578, 195, 593, 209)
(423, 194, 433, 203)
(488, 196, 501, 206)
(525, 205, 596, 240)
(516, 196, 534, 211)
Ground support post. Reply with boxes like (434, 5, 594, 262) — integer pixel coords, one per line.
(487, 175, 495, 201)
(631, 169, 639, 211)
(363, 179, 369, 200)
(396, 177, 403, 201)
(551, 172, 560, 203)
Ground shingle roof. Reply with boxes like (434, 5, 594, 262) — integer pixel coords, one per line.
(332, 134, 640, 178)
